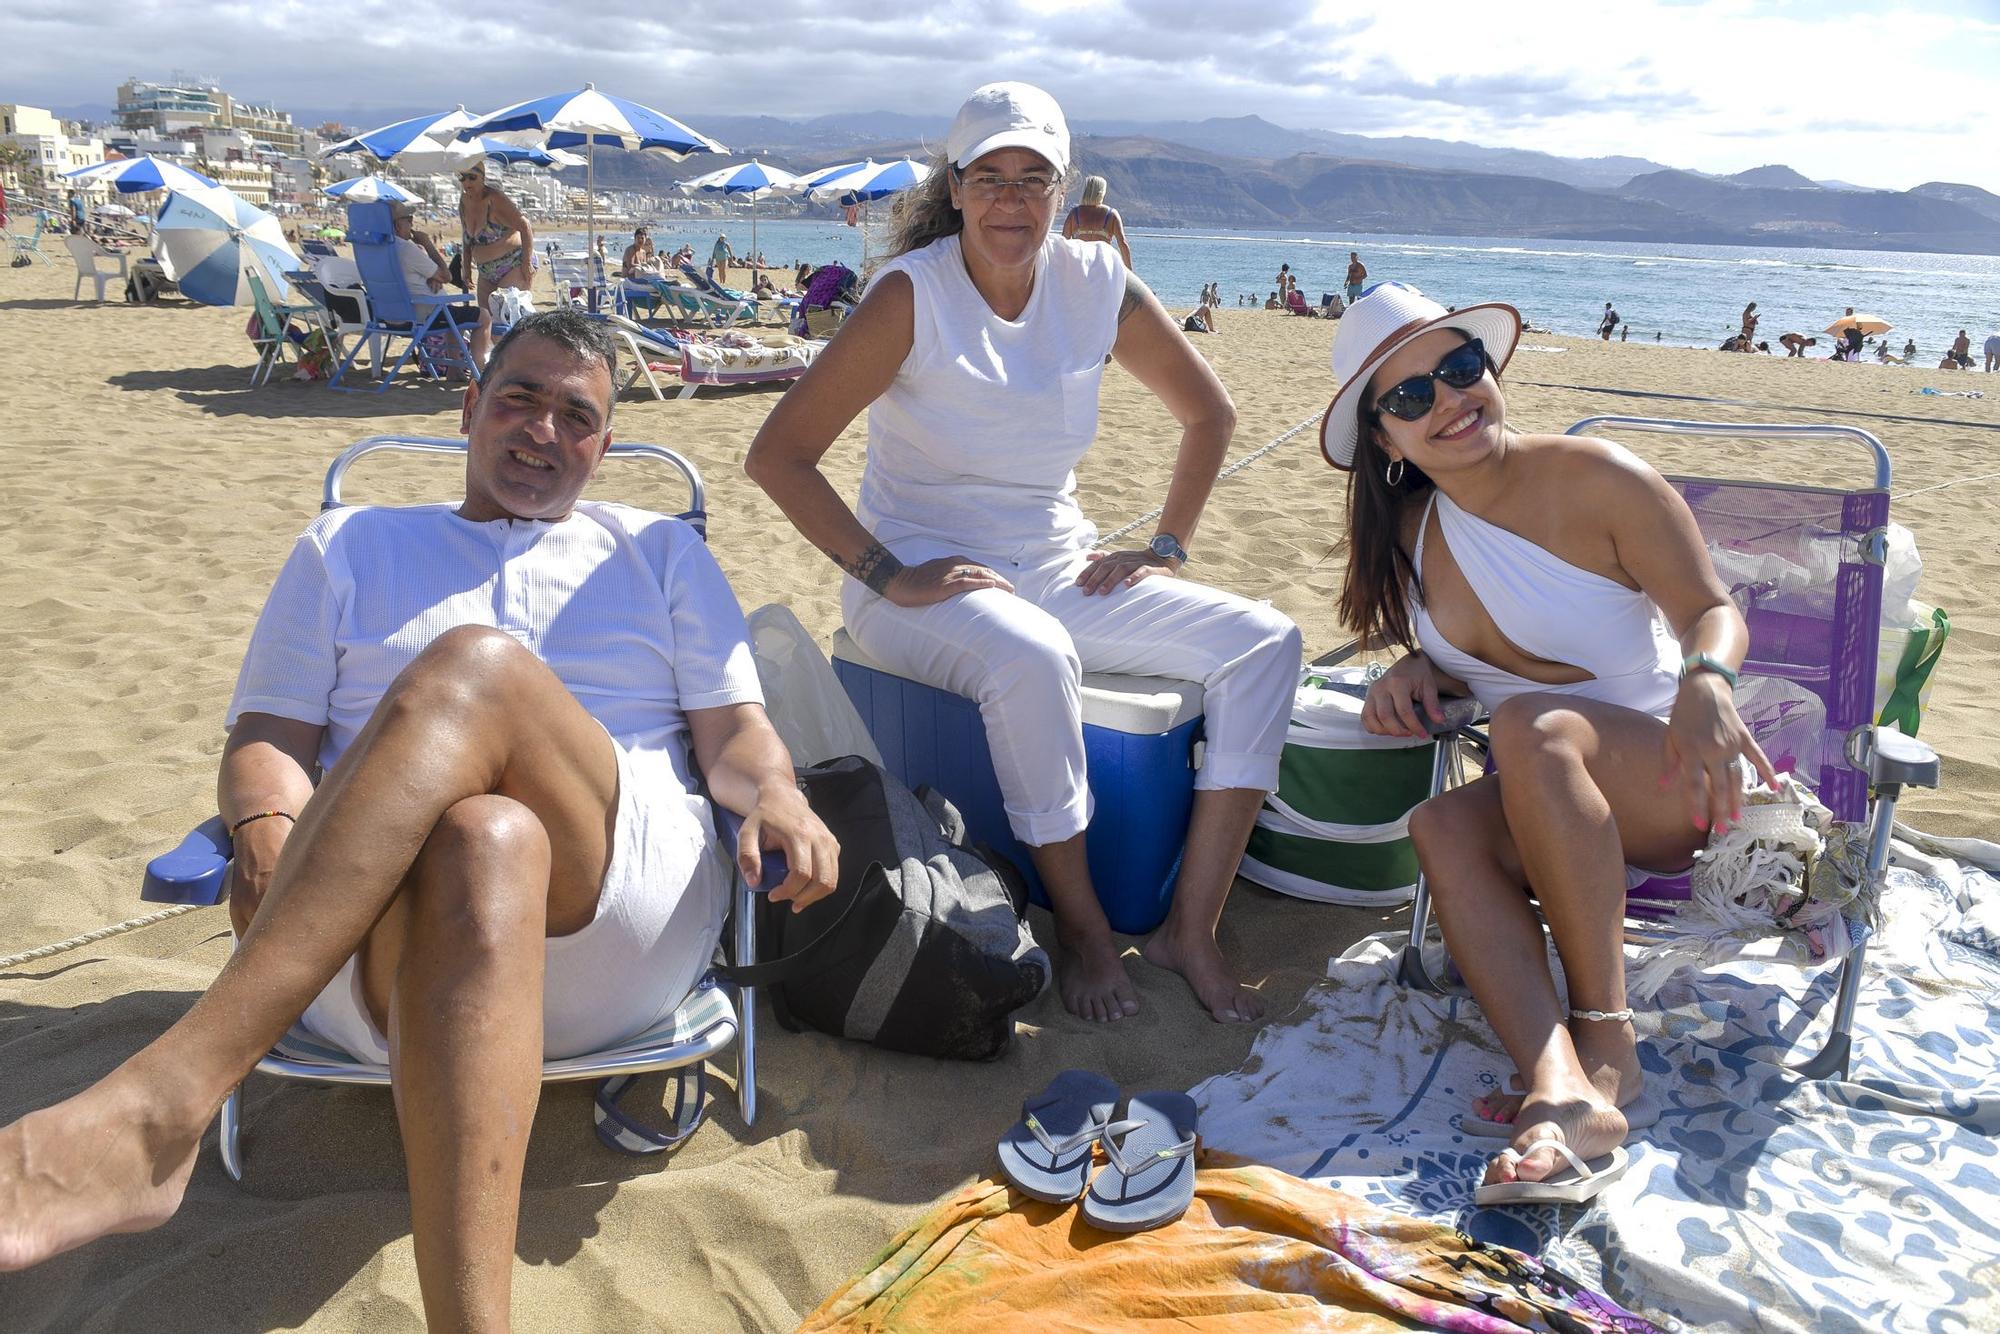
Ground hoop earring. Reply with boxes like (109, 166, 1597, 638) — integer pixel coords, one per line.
(1385, 458, 1405, 486)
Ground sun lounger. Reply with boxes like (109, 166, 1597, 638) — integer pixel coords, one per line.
(1375, 417, 1941, 1080)
(602, 313, 822, 400)
(138, 434, 777, 1176)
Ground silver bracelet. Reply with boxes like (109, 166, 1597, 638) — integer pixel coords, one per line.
(1570, 1007, 1635, 1023)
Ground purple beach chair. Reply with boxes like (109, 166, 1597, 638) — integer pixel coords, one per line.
(1384, 417, 1942, 1079)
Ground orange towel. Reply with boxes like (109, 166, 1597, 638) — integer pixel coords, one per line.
(800, 1164, 1659, 1333)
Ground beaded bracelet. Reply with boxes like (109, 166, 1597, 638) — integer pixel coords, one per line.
(230, 810, 296, 835)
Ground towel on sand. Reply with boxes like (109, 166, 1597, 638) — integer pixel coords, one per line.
(799, 1164, 1659, 1333)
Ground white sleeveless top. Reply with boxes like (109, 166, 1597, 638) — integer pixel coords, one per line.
(1412, 491, 1681, 720)
(857, 232, 1127, 560)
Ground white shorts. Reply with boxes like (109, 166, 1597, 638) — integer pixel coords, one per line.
(298, 735, 731, 1063)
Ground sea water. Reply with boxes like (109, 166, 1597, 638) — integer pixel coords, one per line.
(568, 217, 2000, 358)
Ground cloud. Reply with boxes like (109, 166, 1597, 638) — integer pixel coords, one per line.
(3, 0, 1995, 192)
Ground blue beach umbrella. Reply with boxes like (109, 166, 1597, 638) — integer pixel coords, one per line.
(803, 157, 931, 205)
(323, 174, 419, 204)
(463, 84, 724, 255)
(63, 155, 219, 196)
(150, 185, 301, 307)
(322, 107, 482, 163)
(678, 160, 803, 264)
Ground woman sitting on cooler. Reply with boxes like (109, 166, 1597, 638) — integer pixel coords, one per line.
(1325, 282, 1776, 1202)
(747, 82, 1300, 1025)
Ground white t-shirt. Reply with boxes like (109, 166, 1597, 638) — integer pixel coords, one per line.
(227, 501, 763, 793)
(312, 236, 436, 294)
(858, 232, 1126, 561)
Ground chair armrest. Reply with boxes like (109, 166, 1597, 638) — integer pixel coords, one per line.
(1849, 726, 1942, 789)
(710, 806, 790, 893)
(142, 816, 233, 905)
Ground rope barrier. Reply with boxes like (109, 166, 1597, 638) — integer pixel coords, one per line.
(1096, 408, 1323, 547)
(0, 903, 209, 972)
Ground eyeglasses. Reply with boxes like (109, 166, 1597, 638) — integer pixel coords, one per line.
(457, 172, 481, 183)
(1371, 339, 1489, 421)
(956, 169, 1061, 202)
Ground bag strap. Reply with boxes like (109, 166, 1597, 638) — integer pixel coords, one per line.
(712, 859, 884, 989)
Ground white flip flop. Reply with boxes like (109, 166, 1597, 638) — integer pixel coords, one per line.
(1473, 1138, 1630, 1208)
(1461, 1087, 1662, 1140)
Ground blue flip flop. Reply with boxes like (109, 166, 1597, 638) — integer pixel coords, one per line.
(1080, 1090, 1199, 1233)
(997, 1070, 1120, 1203)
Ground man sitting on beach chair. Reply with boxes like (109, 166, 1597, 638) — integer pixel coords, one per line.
(0, 308, 840, 1330)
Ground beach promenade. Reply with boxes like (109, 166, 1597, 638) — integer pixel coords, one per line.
(1, 254, 1996, 1329)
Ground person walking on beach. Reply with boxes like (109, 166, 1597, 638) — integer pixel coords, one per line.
(1062, 176, 1133, 268)
(709, 233, 736, 285)
(456, 160, 534, 367)
(1345, 252, 1367, 305)
(1600, 303, 1619, 340)
(1984, 330, 2000, 372)
(747, 80, 1300, 1027)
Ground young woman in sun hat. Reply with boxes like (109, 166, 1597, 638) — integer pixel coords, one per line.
(747, 81, 1300, 1027)
(1325, 282, 1777, 1201)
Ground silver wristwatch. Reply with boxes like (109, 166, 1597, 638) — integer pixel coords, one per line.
(1147, 532, 1189, 565)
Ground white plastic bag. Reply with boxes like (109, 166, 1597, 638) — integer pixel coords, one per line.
(745, 604, 883, 767)
(488, 286, 537, 325)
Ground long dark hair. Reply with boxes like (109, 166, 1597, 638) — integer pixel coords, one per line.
(1336, 415, 1434, 650)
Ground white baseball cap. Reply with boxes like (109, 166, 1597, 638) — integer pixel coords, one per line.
(1319, 282, 1522, 469)
(946, 82, 1070, 177)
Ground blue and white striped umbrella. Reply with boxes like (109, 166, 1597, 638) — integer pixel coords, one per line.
(463, 83, 723, 256)
(678, 161, 804, 275)
(62, 155, 219, 195)
(321, 107, 482, 162)
(323, 174, 418, 204)
(150, 186, 301, 307)
(463, 84, 724, 157)
(804, 157, 932, 205)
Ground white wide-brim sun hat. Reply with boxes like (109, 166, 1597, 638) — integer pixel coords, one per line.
(1319, 282, 1523, 469)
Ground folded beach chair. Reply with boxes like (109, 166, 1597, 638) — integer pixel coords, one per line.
(550, 251, 619, 315)
(1374, 418, 1940, 1080)
(601, 312, 823, 401)
(63, 232, 130, 301)
(139, 434, 776, 1178)
(329, 202, 480, 394)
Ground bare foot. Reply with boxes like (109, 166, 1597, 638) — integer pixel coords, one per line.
(1474, 1017, 1645, 1128)
(1482, 1083, 1628, 1189)
(0, 1076, 205, 1271)
(1055, 923, 1140, 1023)
(1140, 929, 1264, 1024)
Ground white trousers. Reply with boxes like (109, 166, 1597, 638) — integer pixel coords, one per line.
(843, 540, 1301, 845)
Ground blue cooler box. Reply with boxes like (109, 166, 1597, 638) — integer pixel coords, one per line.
(830, 629, 1205, 936)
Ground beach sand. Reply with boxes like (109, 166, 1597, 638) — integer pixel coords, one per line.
(1, 259, 1994, 1331)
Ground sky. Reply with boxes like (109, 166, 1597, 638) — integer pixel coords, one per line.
(8, 0, 1999, 194)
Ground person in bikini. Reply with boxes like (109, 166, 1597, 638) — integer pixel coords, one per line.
(1321, 283, 1774, 1206)
(457, 160, 535, 365)
(1061, 175, 1133, 268)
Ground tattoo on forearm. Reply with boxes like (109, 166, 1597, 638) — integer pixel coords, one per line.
(1117, 271, 1145, 324)
(834, 541, 905, 595)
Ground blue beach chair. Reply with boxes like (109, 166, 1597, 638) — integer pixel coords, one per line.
(1380, 418, 1941, 1080)
(140, 434, 777, 1178)
(7, 208, 56, 264)
(329, 203, 480, 393)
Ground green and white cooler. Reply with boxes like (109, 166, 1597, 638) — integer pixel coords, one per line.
(1239, 667, 1439, 905)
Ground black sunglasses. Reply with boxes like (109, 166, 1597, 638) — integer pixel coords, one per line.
(1372, 339, 1489, 421)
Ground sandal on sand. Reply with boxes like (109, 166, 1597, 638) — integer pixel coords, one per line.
(1474, 1139, 1630, 1208)
(997, 1070, 1120, 1203)
(1080, 1090, 1200, 1233)
(1461, 1086, 1662, 1140)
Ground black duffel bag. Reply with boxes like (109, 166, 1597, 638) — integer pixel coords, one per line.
(721, 755, 1049, 1061)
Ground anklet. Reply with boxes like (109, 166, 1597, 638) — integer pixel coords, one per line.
(1570, 1007, 1635, 1023)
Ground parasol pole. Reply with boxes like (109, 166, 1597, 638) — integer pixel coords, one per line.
(586, 139, 597, 291)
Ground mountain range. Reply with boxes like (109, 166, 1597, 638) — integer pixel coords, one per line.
(56, 99, 2000, 253)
